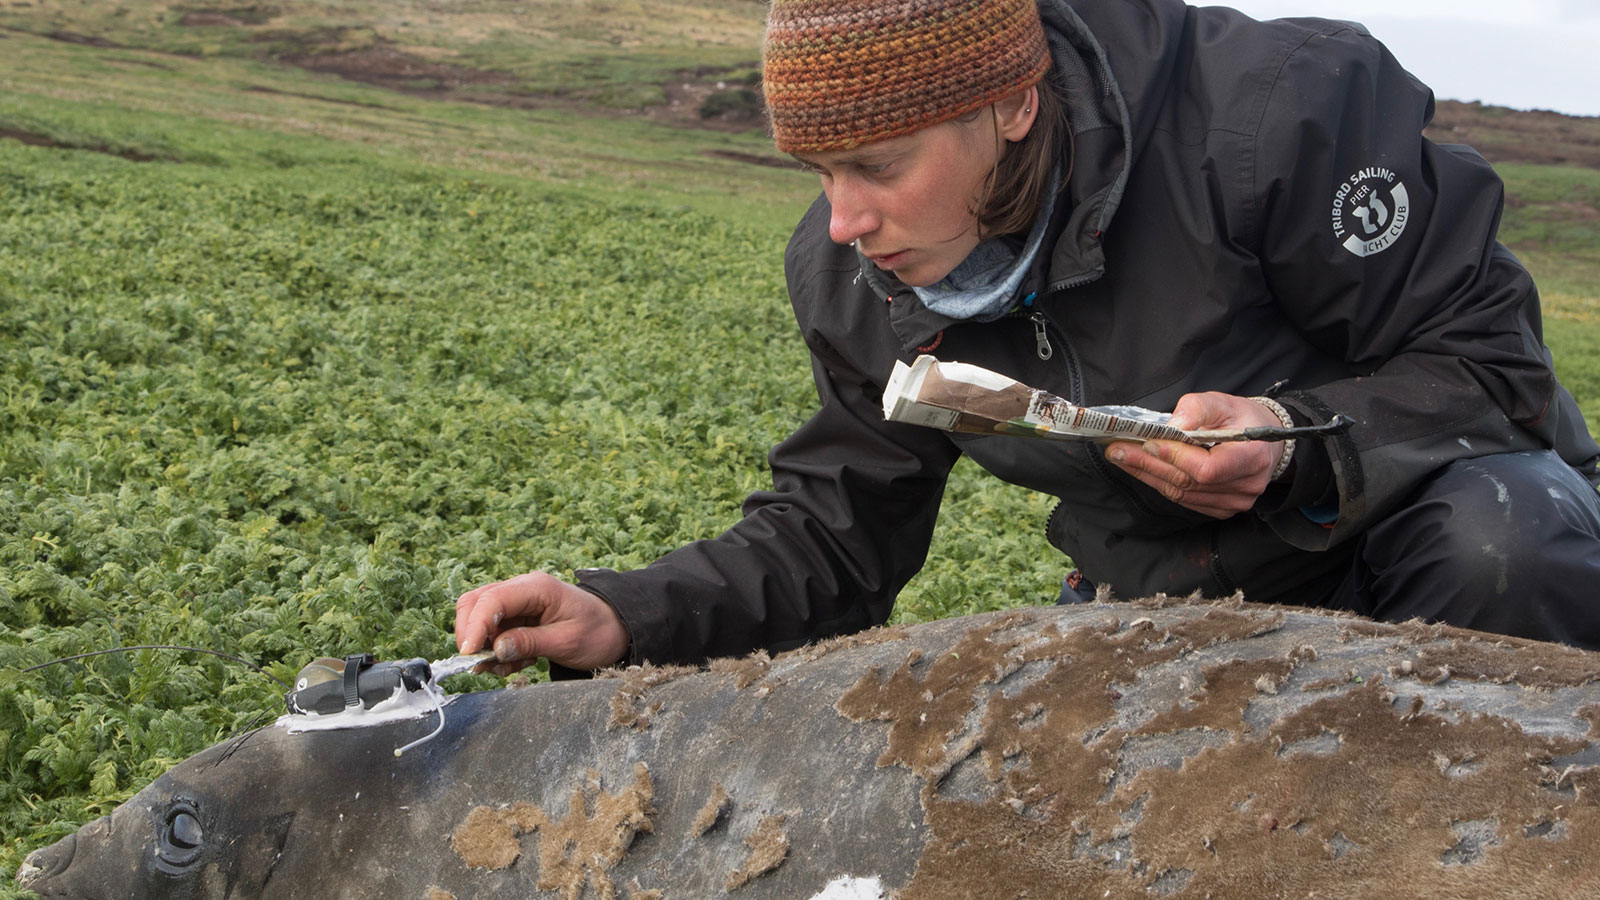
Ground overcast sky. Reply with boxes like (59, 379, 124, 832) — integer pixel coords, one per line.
(1215, 0, 1600, 117)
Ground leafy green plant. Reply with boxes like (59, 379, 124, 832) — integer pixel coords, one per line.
(0, 137, 1064, 889)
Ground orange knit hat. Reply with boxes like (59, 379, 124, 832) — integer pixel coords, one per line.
(762, 0, 1052, 153)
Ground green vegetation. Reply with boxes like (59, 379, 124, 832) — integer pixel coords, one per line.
(0, 3, 1597, 894)
(1496, 164, 1600, 424)
(0, 136, 1063, 890)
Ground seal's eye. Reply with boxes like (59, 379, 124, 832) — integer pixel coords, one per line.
(155, 802, 205, 872)
(169, 812, 202, 849)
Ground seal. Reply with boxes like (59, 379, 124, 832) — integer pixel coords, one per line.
(17, 599, 1600, 899)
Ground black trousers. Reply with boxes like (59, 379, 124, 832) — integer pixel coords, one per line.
(1061, 450, 1600, 649)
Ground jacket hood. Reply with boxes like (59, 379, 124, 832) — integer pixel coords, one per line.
(878, 0, 1185, 350)
(1034, 0, 1133, 289)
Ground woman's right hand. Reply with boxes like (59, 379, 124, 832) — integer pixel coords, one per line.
(454, 572, 629, 676)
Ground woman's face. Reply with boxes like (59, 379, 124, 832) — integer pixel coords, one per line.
(794, 118, 1000, 287)
(792, 93, 1034, 288)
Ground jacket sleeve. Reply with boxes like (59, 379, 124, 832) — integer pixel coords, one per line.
(1248, 23, 1570, 549)
(576, 224, 960, 666)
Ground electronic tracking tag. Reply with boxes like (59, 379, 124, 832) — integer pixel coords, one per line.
(285, 654, 433, 716)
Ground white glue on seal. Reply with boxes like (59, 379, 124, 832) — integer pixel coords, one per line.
(275, 651, 493, 756)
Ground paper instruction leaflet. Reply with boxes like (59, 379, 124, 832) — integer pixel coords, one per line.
(882, 355, 1348, 445)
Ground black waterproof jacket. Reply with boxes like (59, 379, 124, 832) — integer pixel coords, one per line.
(580, 0, 1600, 666)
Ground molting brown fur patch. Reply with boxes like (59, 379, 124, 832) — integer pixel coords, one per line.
(451, 766, 655, 897)
(450, 803, 546, 870)
(691, 783, 731, 837)
(1157, 607, 1286, 650)
(1342, 619, 1477, 642)
(907, 792, 1142, 900)
(1302, 671, 1360, 692)
(1404, 639, 1600, 689)
(709, 651, 772, 689)
(977, 608, 1288, 783)
(607, 663, 698, 731)
(1102, 682, 1599, 896)
(974, 618, 1173, 819)
(425, 888, 457, 900)
(536, 764, 655, 900)
(841, 605, 1600, 899)
(1582, 705, 1600, 740)
(835, 620, 1030, 780)
(1342, 618, 1600, 687)
(725, 814, 790, 891)
(1135, 655, 1300, 737)
(795, 623, 914, 662)
(836, 608, 1287, 898)
(1128, 591, 1245, 611)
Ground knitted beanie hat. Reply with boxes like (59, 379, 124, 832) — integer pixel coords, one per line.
(762, 0, 1052, 153)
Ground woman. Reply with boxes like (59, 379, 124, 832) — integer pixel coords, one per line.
(456, 0, 1600, 674)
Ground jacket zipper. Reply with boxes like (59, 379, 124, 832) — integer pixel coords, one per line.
(1030, 312, 1054, 361)
(1029, 302, 1163, 555)
(1208, 530, 1239, 594)
(1018, 269, 1105, 551)
(1030, 306, 1083, 550)
(1045, 269, 1104, 296)
(1026, 310, 1081, 400)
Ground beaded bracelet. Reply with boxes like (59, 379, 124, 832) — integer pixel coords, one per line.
(1249, 396, 1296, 481)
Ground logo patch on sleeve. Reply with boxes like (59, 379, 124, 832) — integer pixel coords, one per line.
(1330, 166, 1410, 257)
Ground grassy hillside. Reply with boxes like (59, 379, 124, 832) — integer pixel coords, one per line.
(1426, 104, 1600, 423)
(1, 2, 1597, 894)
(0, 5, 812, 224)
(0, 0, 771, 104)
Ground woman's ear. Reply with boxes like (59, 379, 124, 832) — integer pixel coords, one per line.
(994, 84, 1039, 142)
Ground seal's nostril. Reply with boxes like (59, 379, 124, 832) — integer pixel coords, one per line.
(17, 832, 78, 885)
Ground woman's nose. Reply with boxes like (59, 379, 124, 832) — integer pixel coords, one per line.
(827, 181, 878, 246)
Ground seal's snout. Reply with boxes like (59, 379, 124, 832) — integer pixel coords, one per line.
(15, 830, 77, 888)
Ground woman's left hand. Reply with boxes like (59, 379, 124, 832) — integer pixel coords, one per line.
(1104, 392, 1286, 519)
